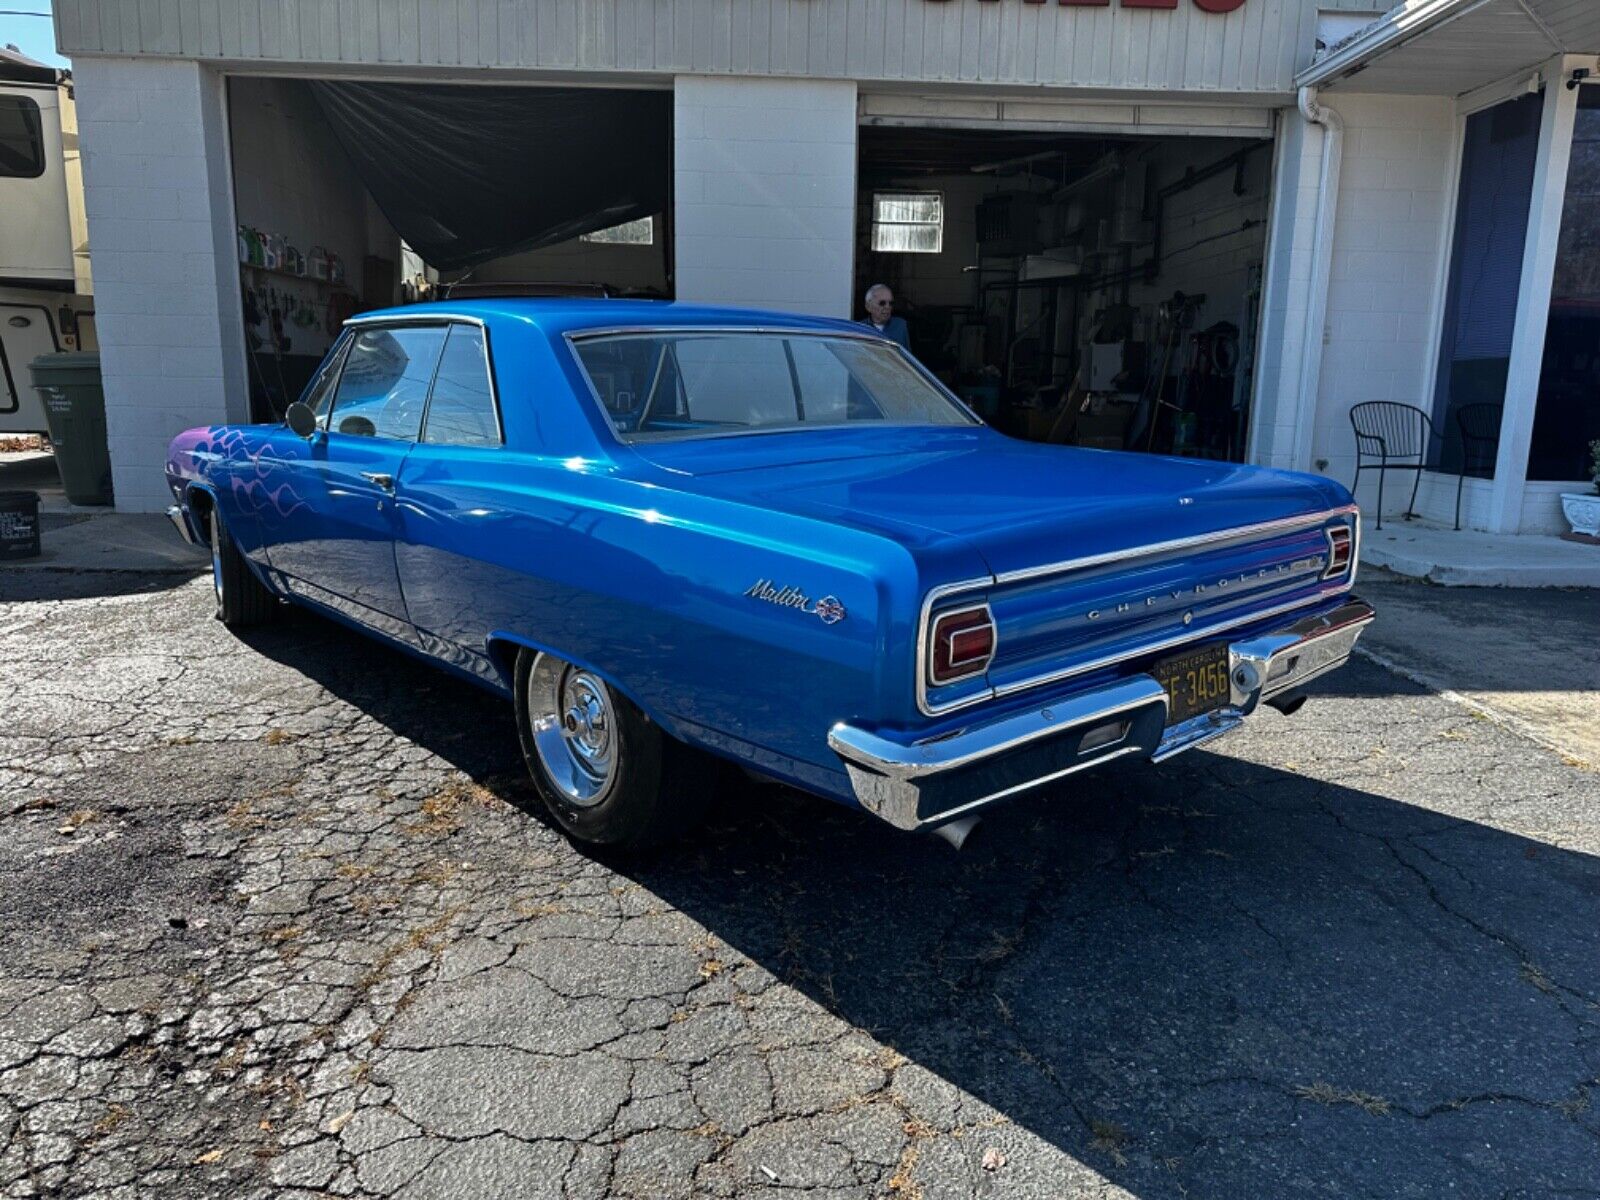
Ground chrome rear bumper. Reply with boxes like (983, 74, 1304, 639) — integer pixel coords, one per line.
(829, 596, 1375, 832)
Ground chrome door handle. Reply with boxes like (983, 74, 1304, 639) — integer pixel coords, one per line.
(360, 471, 395, 491)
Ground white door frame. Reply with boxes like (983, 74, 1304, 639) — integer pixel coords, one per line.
(1485, 54, 1591, 533)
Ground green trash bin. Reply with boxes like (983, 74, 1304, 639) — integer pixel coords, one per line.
(29, 352, 112, 506)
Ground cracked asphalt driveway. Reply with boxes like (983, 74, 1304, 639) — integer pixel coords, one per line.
(0, 571, 1597, 1199)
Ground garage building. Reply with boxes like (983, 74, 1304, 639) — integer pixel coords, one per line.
(45, 0, 1600, 539)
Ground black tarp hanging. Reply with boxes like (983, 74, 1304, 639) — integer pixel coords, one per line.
(308, 81, 670, 273)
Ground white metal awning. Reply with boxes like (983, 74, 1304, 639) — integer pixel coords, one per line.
(1299, 0, 1600, 96)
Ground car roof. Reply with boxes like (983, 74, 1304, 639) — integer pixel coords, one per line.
(348, 297, 867, 340)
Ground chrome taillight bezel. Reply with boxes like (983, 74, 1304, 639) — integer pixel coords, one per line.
(927, 604, 997, 687)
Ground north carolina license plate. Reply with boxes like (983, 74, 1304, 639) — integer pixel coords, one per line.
(1153, 642, 1232, 725)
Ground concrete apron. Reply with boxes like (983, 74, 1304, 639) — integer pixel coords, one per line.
(1355, 570, 1600, 768)
(2, 450, 207, 574)
(7, 512, 210, 574)
(1361, 518, 1600, 588)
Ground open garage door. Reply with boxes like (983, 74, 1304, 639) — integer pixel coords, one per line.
(309, 82, 669, 272)
(226, 77, 672, 421)
(856, 108, 1273, 462)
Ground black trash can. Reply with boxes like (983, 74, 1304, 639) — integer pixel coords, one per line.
(0, 491, 41, 560)
(29, 352, 112, 506)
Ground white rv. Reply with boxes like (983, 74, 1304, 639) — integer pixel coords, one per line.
(1, 46, 94, 435)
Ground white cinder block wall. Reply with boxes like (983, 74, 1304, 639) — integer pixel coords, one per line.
(74, 56, 247, 513)
(674, 76, 857, 317)
(1308, 94, 1455, 521)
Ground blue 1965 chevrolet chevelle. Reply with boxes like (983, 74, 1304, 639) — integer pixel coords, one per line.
(165, 299, 1373, 851)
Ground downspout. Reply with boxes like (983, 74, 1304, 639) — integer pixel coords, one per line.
(1291, 86, 1344, 473)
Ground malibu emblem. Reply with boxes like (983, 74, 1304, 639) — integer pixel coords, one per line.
(745, 579, 847, 625)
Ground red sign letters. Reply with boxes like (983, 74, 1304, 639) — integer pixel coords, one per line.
(929, 0, 1246, 10)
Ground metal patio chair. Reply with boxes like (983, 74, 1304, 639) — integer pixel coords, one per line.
(1349, 401, 1433, 531)
(1452, 403, 1502, 531)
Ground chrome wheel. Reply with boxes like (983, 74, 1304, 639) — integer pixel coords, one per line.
(527, 653, 618, 807)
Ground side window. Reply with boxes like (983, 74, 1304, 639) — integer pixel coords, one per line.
(0, 97, 44, 180)
(301, 336, 350, 428)
(329, 325, 446, 441)
(422, 325, 501, 446)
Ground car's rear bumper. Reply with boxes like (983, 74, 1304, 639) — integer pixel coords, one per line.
(828, 596, 1375, 832)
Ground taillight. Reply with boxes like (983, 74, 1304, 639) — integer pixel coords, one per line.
(929, 606, 996, 685)
(1324, 524, 1353, 578)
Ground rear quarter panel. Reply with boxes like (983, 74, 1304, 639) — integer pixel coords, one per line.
(165, 424, 285, 564)
(394, 450, 980, 799)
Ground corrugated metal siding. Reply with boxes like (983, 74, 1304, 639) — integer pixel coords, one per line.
(54, 0, 1405, 94)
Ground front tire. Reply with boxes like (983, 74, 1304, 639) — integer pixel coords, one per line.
(208, 508, 277, 628)
(514, 648, 710, 852)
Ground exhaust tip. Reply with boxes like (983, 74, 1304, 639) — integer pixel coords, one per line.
(1267, 690, 1309, 716)
(931, 815, 982, 851)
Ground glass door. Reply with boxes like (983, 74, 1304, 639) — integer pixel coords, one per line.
(1527, 85, 1600, 482)
(1428, 92, 1543, 477)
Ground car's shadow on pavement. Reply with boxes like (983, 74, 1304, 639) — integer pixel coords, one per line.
(0, 565, 203, 603)
(241, 612, 1600, 1198)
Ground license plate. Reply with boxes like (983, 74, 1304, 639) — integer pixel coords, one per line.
(1152, 642, 1232, 725)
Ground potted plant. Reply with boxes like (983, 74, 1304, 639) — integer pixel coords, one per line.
(1560, 439, 1600, 538)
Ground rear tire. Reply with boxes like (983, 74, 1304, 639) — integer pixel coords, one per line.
(513, 648, 711, 853)
(208, 507, 277, 628)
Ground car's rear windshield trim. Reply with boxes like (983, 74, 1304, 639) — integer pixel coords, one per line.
(562, 326, 980, 443)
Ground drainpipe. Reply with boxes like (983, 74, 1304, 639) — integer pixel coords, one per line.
(1291, 86, 1344, 473)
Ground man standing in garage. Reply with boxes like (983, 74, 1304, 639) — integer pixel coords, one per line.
(862, 284, 912, 355)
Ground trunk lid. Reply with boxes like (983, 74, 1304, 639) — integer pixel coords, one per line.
(628, 427, 1344, 575)
(630, 428, 1357, 717)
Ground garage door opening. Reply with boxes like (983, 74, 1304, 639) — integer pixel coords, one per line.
(226, 77, 671, 421)
(856, 124, 1272, 460)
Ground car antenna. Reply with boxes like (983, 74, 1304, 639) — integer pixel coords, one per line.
(441, 268, 475, 300)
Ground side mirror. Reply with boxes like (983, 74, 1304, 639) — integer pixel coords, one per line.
(286, 401, 319, 439)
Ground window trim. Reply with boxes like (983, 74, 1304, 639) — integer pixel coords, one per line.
(0, 95, 46, 181)
(562, 325, 982, 446)
(418, 321, 506, 449)
(300, 332, 353, 431)
(343, 313, 506, 449)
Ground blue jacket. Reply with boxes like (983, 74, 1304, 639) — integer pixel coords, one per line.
(863, 315, 910, 352)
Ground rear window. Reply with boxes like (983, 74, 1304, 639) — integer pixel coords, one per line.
(571, 330, 975, 442)
(0, 96, 45, 180)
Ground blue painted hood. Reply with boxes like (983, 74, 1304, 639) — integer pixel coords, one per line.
(628, 427, 1349, 577)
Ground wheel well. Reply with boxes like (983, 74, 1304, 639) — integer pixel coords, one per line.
(484, 635, 520, 690)
(185, 486, 215, 539)
(484, 635, 678, 737)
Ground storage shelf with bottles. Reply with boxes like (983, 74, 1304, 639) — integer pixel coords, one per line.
(241, 261, 354, 293)
(237, 226, 350, 290)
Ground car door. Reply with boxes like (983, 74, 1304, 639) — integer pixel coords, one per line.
(392, 321, 515, 682)
(249, 332, 348, 573)
(266, 321, 447, 643)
